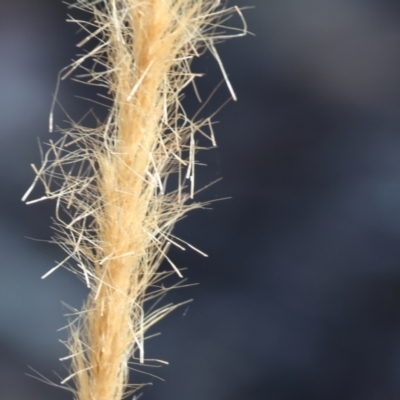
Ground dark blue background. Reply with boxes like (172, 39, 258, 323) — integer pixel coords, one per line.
(2, 0, 400, 399)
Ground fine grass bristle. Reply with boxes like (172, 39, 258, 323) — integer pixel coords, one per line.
(23, 1, 246, 399)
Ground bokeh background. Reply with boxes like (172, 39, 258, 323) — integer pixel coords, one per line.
(2, 0, 400, 399)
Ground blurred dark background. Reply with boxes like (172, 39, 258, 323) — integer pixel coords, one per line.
(2, 0, 400, 399)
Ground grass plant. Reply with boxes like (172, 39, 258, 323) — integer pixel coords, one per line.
(23, 1, 246, 399)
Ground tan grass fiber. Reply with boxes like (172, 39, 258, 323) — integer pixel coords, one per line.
(23, 1, 246, 399)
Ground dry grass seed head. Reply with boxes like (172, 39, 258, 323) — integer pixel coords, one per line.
(24, 1, 246, 399)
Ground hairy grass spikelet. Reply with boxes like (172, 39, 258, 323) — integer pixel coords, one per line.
(23, 1, 246, 399)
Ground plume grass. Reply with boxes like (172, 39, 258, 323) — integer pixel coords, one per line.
(23, 1, 246, 399)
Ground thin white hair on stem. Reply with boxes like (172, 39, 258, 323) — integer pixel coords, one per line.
(24, 1, 245, 399)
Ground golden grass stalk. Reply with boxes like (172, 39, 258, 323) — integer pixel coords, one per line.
(23, 1, 246, 399)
